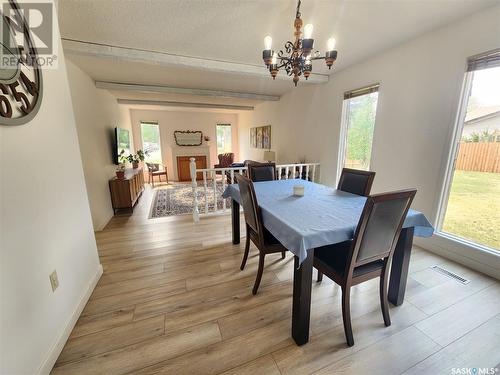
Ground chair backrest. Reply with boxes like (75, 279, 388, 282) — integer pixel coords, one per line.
(146, 163, 159, 172)
(236, 174, 264, 243)
(349, 189, 417, 268)
(218, 153, 234, 167)
(337, 168, 376, 196)
(247, 162, 276, 182)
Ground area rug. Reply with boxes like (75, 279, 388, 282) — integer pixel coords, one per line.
(149, 183, 231, 218)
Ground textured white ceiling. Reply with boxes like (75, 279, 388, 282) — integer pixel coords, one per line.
(60, 0, 499, 96)
(65, 54, 298, 96)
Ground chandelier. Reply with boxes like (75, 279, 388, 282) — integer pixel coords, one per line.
(262, 0, 338, 86)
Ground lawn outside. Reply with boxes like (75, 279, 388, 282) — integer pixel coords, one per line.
(442, 170, 500, 250)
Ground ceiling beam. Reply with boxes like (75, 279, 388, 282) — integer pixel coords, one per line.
(62, 39, 329, 84)
(117, 99, 254, 111)
(95, 81, 280, 101)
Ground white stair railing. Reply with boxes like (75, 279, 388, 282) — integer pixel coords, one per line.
(190, 158, 320, 222)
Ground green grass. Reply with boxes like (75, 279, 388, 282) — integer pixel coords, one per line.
(442, 171, 500, 250)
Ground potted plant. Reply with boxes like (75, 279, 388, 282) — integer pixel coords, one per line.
(116, 151, 128, 179)
(127, 149, 148, 169)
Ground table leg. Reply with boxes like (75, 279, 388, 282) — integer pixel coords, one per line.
(388, 227, 414, 306)
(232, 199, 240, 244)
(292, 251, 313, 345)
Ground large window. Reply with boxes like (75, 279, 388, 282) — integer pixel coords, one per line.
(216, 124, 232, 154)
(439, 49, 500, 251)
(140, 122, 162, 163)
(338, 85, 379, 175)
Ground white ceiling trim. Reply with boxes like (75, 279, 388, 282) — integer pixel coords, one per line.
(96, 81, 280, 101)
(63, 39, 329, 84)
(117, 99, 254, 111)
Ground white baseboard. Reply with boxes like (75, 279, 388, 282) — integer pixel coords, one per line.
(94, 211, 113, 232)
(38, 264, 103, 374)
(415, 234, 500, 280)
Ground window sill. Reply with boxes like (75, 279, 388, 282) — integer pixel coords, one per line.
(414, 232, 500, 280)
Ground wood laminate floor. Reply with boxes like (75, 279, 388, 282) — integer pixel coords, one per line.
(52, 185, 500, 375)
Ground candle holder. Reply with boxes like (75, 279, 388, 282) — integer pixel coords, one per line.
(293, 184, 305, 197)
(325, 50, 338, 69)
(262, 49, 273, 66)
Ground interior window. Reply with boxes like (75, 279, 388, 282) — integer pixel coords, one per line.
(140, 122, 162, 163)
(439, 49, 500, 251)
(339, 84, 379, 173)
(216, 124, 232, 154)
(339, 84, 379, 176)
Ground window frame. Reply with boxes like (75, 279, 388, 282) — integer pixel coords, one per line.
(140, 121, 162, 164)
(435, 72, 472, 234)
(215, 123, 232, 155)
(435, 65, 499, 254)
(337, 84, 380, 183)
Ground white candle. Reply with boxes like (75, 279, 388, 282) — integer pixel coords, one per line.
(293, 184, 305, 196)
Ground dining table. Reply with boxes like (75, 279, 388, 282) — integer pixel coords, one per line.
(222, 179, 434, 346)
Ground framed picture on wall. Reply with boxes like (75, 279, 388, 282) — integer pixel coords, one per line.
(250, 125, 271, 149)
(250, 128, 257, 148)
(256, 127, 263, 149)
(262, 125, 271, 149)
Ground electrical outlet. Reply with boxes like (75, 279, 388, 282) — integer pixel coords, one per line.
(49, 270, 59, 292)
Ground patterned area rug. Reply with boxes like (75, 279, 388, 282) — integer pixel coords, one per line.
(149, 183, 230, 218)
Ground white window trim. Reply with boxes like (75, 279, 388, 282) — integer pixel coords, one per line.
(435, 72, 473, 233)
(336, 88, 379, 184)
(140, 121, 162, 163)
(434, 69, 499, 257)
(336, 99, 350, 184)
(215, 123, 232, 154)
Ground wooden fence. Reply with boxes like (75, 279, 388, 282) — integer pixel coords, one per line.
(455, 142, 500, 173)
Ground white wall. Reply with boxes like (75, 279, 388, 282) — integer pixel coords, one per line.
(0, 10, 102, 374)
(238, 107, 281, 163)
(130, 109, 239, 180)
(66, 60, 134, 230)
(239, 5, 500, 276)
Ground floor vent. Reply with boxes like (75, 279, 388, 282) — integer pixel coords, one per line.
(430, 265, 470, 285)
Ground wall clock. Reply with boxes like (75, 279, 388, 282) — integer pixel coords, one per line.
(0, 0, 43, 126)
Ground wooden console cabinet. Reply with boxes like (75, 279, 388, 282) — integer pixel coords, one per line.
(109, 168, 145, 214)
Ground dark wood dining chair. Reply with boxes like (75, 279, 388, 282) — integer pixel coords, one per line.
(236, 173, 287, 295)
(314, 189, 417, 347)
(317, 167, 377, 285)
(247, 162, 276, 182)
(146, 162, 168, 187)
(338, 168, 376, 196)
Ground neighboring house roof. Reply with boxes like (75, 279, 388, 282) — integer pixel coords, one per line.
(465, 106, 500, 124)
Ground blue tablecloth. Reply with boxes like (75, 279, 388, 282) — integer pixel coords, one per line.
(222, 179, 434, 264)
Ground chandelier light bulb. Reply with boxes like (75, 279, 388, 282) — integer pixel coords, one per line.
(327, 37, 336, 51)
(271, 53, 277, 65)
(264, 35, 272, 50)
(304, 24, 313, 39)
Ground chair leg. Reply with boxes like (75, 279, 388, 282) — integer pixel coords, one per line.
(380, 263, 391, 327)
(240, 234, 250, 271)
(341, 286, 354, 347)
(281, 250, 286, 259)
(317, 271, 323, 282)
(252, 253, 265, 295)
